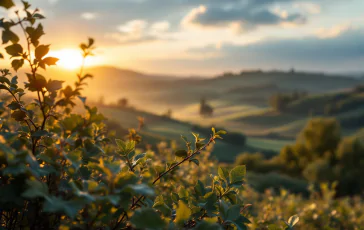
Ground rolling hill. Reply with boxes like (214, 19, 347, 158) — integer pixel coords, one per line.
(51, 66, 364, 159)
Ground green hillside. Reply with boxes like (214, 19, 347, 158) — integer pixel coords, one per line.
(97, 106, 278, 162)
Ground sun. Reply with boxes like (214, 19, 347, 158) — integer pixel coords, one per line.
(48, 49, 85, 70)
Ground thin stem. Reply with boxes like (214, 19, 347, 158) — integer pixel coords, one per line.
(125, 156, 135, 172)
(112, 212, 127, 230)
(6, 88, 37, 129)
(152, 136, 214, 185)
(79, 57, 86, 78)
(16, 13, 33, 72)
(129, 137, 215, 211)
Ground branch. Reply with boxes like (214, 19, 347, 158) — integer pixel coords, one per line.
(152, 136, 214, 185)
(129, 136, 215, 211)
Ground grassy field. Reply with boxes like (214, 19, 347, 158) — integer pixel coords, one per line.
(78, 67, 364, 163)
(98, 106, 283, 162)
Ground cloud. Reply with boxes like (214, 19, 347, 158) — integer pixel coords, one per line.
(105, 19, 171, 45)
(315, 24, 351, 39)
(150, 21, 170, 33)
(293, 2, 321, 15)
(118, 20, 148, 34)
(81, 12, 97, 20)
(184, 28, 364, 72)
(182, 5, 306, 33)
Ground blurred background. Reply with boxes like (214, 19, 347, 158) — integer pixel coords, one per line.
(1, 0, 364, 195)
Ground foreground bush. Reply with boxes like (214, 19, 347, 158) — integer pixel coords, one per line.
(4, 1, 363, 230)
(0, 2, 268, 229)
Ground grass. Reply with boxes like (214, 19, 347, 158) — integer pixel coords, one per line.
(247, 137, 294, 152)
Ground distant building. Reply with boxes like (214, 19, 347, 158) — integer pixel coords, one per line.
(199, 98, 213, 117)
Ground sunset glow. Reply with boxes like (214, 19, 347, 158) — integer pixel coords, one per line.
(48, 49, 86, 70)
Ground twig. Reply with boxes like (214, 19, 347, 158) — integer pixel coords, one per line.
(129, 136, 215, 211)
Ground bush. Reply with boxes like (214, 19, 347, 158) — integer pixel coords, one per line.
(0, 2, 255, 229)
(275, 118, 364, 196)
(235, 153, 283, 174)
(246, 172, 309, 195)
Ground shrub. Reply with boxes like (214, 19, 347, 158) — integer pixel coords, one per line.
(0, 2, 258, 229)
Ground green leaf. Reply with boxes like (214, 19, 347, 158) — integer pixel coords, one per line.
(35, 45, 49, 60)
(175, 149, 187, 158)
(229, 165, 246, 185)
(11, 59, 24, 71)
(194, 180, 206, 196)
(130, 208, 165, 230)
(33, 13, 45, 19)
(116, 139, 135, 156)
(219, 200, 228, 220)
(125, 184, 155, 196)
(11, 110, 26, 121)
(11, 76, 18, 84)
(171, 192, 179, 203)
(132, 152, 146, 167)
(7, 101, 20, 110)
(32, 130, 49, 137)
(46, 79, 63, 92)
(88, 37, 94, 47)
(5, 44, 23, 57)
(195, 221, 223, 230)
(2, 29, 19, 44)
(0, 85, 9, 91)
(43, 57, 59, 66)
(216, 130, 227, 135)
(0, 0, 15, 9)
(268, 224, 282, 230)
(226, 205, 240, 221)
(22, 1, 31, 10)
(153, 195, 172, 216)
(196, 141, 204, 149)
(26, 73, 47, 91)
(189, 158, 199, 166)
(26, 24, 44, 46)
(44, 196, 86, 219)
(218, 167, 229, 182)
(22, 179, 49, 198)
(288, 215, 299, 227)
(175, 200, 191, 226)
(204, 192, 218, 215)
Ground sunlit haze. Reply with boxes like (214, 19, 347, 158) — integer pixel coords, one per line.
(0, 0, 363, 75)
(48, 49, 84, 70)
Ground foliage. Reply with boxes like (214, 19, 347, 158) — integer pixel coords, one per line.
(0, 2, 259, 229)
(269, 91, 307, 112)
(117, 97, 128, 108)
(237, 117, 364, 197)
(243, 183, 364, 230)
(200, 98, 214, 117)
(4, 1, 364, 229)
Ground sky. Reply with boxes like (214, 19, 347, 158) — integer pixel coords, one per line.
(1, 0, 364, 76)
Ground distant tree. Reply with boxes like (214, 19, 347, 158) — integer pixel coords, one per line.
(199, 98, 213, 117)
(222, 72, 234, 78)
(117, 97, 128, 108)
(299, 118, 341, 159)
(269, 94, 288, 112)
(269, 91, 307, 112)
(163, 109, 172, 119)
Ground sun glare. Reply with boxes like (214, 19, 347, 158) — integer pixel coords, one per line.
(48, 49, 85, 70)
